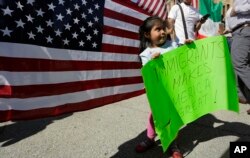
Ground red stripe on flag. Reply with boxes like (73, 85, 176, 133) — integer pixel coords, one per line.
(0, 85, 12, 96)
(140, 0, 148, 8)
(151, 0, 160, 14)
(101, 43, 139, 54)
(155, 0, 165, 18)
(0, 57, 141, 71)
(1, 77, 143, 98)
(0, 89, 145, 122)
(134, 0, 167, 20)
(192, 0, 199, 8)
(144, 1, 153, 13)
(103, 26, 139, 40)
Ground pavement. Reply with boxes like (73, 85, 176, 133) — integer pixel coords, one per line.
(1, 94, 250, 158)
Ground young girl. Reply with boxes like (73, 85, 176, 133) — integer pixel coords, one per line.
(136, 16, 183, 158)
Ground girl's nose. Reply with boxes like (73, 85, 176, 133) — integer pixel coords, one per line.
(161, 30, 166, 35)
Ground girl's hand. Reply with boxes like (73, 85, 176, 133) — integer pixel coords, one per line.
(151, 52, 161, 59)
(184, 39, 193, 44)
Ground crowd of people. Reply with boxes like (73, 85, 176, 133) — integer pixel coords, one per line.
(136, 0, 250, 157)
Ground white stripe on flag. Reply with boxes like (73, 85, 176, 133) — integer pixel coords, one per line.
(0, 83, 144, 110)
(135, 0, 167, 19)
(144, 0, 151, 10)
(158, 5, 165, 18)
(0, 69, 142, 86)
(105, 0, 148, 21)
(102, 34, 139, 47)
(0, 42, 139, 62)
(153, 0, 163, 15)
(192, 0, 198, 8)
(148, 0, 157, 13)
(138, 0, 144, 7)
(104, 17, 139, 33)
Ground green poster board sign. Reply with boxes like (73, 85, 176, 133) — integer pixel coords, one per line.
(141, 36, 239, 152)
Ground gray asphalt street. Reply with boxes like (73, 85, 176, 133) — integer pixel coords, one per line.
(1, 94, 250, 158)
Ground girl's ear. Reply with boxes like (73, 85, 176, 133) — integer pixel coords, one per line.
(144, 32, 150, 39)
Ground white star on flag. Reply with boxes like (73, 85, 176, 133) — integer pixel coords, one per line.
(46, 36, 53, 43)
(63, 38, 69, 45)
(1, 27, 12, 36)
(48, 3, 56, 11)
(36, 9, 45, 17)
(16, 1, 24, 10)
(56, 13, 64, 21)
(28, 31, 36, 39)
(15, 19, 25, 28)
(26, 14, 34, 23)
(2, 6, 13, 16)
(36, 26, 44, 33)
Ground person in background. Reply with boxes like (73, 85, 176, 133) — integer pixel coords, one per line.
(168, 0, 207, 46)
(223, 7, 233, 49)
(227, 0, 250, 113)
(136, 16, 183, 158)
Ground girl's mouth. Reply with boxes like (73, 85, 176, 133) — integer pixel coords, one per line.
(158, 36, 166, 44)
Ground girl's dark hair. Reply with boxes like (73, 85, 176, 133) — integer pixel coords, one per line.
(139, 16, 166, 52)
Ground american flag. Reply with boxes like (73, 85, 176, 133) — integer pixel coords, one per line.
(192, 0, 198, 8)
(133, 0, 168, 19)
(0, 0, 161, 122)
(174, 0, 198, 8)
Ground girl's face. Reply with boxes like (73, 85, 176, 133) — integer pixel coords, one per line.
(146, 23, 166, 47)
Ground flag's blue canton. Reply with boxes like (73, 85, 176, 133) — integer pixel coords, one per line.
(0, 0, 104, 51)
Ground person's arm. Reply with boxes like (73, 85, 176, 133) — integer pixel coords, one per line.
(167, 5, 178, 34)
(224, 16, 230, 32)
(194, 18, 207, 32)
(223, 18, 232, 35)
(194, 11, 208, 32)
(194, 21, 203, 32)
(231, 0, 250, 16)
(167, 18, 175, 34)
(231, 7, 250, 16)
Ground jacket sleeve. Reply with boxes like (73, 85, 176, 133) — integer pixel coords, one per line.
(139, 50, 151, 66)
(234, 0, 250, 15)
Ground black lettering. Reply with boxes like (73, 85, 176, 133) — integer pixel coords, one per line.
(178, 52, 187, 69)
(165, 57, 178, 73)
